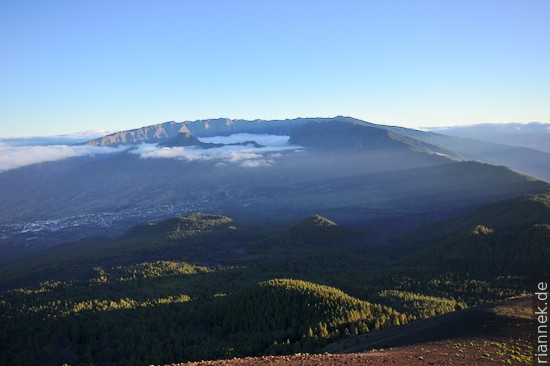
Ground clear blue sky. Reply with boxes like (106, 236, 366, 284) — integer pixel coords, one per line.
(1, 0, 549, 137)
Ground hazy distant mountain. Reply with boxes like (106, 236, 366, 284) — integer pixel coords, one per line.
(82, 117, 550, 182)
(426, 122, 550, 153)
(382, 125, 550, 182)
(83, 117, 326, 146)
(84, 121, 192, 146)
(1, 117, 548, 251)
(163, 131, 210, 148)
(289, 121, 456, 157)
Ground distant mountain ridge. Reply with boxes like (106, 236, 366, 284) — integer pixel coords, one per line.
(379, 124, 550, 182)
(289, 121, 456, 158)
(2, 116, 549, 252)
(84, 121, 192, 146)
(81, 117, 550, 182)
(83, 117, 361, 146)
(427, 122, 550, 153)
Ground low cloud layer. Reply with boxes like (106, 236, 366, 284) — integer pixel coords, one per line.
(133, 134, 302, 168)
(0, 142, 125, 172)
(0, 130, 112, 146)
(0, 134, 302, 172)
(199, 133, 290, 147)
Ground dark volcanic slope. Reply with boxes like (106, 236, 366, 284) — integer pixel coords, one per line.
(176, 297, 533, 366)
(255, 215, 356, 252)
(324, 296, 532, 353)
(405, 193, 550, 276)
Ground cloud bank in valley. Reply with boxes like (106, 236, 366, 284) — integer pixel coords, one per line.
(0, 142, 125, 172)
(199, 133, 291, 147)
(0, 130, 113, 146)
(133, 134, 302, 168)
(0, 134, 302, 172)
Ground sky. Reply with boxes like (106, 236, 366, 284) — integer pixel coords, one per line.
(1, 0, 549, 137)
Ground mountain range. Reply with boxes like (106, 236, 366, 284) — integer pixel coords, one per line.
(0, 116, 549, 254)
(1, 115, 549, 365)
(82, 117, 550, 182)
(427, 122, 550, 153)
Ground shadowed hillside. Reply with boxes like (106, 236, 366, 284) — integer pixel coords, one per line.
(256, 215, 356, 251)
(405, 194, 550, 275)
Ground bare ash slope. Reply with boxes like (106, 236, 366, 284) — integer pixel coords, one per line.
(173, 297, 533, 366)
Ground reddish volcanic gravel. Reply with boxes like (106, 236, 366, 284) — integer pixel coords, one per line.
(174, 340, 529, 365)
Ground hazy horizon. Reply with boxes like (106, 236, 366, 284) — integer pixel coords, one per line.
(2, 117, 550, 139)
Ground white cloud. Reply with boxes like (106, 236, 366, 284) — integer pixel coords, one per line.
(62, 130, 113, 139)
(199, 133, 290, 146)
(0, 134, 303, 172)
(135, 145, 206, 161)
(240, 159, 274, 168)
(0, 130, 113, 146)
(0, 143, 125, 172)
(132, 133, 303, 168)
